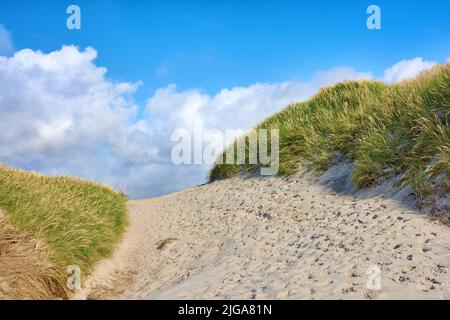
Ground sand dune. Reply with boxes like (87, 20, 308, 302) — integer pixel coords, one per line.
(75, 167, 450, 300)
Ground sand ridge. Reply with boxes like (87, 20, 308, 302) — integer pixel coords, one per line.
(76, 170, 450, 300)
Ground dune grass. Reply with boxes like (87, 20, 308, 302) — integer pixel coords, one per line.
(0, 213, 67, 299)
(210, 63, 449, 197)
(0, 164, 127, 298)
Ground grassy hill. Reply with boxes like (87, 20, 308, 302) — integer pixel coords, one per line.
(0, 165, 127, 299)
(210, 63, 449, 198)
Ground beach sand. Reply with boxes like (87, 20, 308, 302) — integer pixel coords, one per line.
(75, 168, 450, 300)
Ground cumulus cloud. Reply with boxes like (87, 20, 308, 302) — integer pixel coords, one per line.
(0, 47, 442, 198)
(0, 25, 13, 54)
(0, 46, 144, 190)
(382, 57, 437, 83)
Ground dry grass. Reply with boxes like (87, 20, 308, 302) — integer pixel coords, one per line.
(210, 63, 450, 197)
(85, 269, 134, 300)
(156, 238, 178, 250)
(0, 211, 67, 299)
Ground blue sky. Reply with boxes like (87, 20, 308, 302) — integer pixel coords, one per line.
(0, 1, 449, 198)
(2, 0, 449, 102)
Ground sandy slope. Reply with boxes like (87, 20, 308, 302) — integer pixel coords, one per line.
(75, 168, 450, 300)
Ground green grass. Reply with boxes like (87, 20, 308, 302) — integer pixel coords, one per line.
(210, 63, 450, 197)
(0, 164, 127, 282)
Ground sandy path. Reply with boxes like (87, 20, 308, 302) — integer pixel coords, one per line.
(75, 170, 450, 300)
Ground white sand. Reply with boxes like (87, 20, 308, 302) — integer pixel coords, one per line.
(76, 169, 450, 300)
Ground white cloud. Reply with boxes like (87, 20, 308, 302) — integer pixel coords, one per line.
(0, 47, 443, 198)
(382, 57, 437, 83)
(0, 46, 146, 192)
(0, 25, 13, 54)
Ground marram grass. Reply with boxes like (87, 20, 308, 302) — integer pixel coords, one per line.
(0, 164, 127, 284)
(210, 63, 449, 197)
